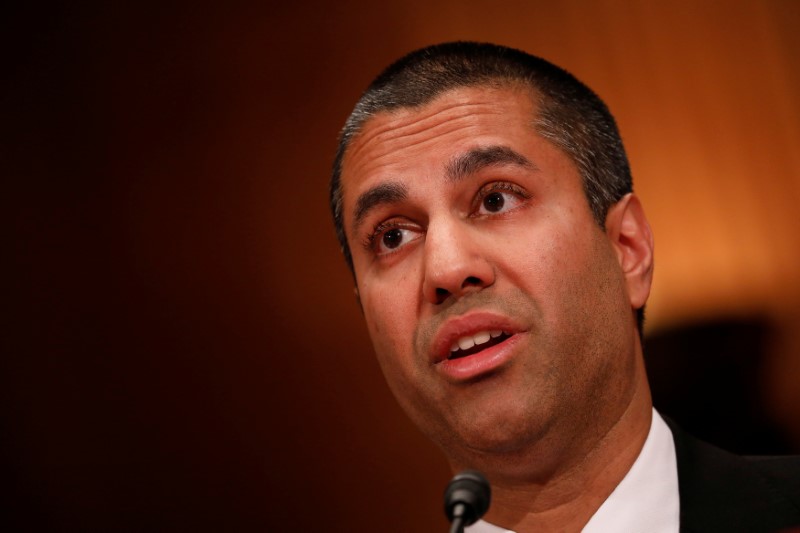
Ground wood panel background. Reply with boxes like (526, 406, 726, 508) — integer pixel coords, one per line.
(4, 1, 799, 531)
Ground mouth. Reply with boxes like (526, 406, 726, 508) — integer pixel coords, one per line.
(428, 311, 524, 380)
(447, 330, 513, 360)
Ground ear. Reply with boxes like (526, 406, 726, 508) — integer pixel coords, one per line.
(605, 193, 654, 310)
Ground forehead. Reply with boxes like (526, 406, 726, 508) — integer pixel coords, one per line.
(341, 85, 538, 188)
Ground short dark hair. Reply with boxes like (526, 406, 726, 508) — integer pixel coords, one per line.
(330, 41, 643, 330)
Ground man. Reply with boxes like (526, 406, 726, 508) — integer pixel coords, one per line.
(329, 42, 800, 532)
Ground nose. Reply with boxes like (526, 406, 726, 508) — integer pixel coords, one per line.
(422, 219, 495, 305)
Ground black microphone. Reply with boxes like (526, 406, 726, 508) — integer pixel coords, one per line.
(444, 470, 491, 533)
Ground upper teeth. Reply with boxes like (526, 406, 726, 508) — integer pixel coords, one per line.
(451, 330, 504, 352)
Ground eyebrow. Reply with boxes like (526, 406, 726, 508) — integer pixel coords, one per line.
(352, 181, 408, 232)
(445, 145, 536, 182)
(350, 146, 534, 234)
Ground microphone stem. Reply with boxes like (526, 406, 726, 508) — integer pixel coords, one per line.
(449, 515, 465, 533)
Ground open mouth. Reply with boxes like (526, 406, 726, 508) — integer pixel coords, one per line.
(447, 330, 512, 360)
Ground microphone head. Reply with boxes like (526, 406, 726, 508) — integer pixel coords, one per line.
(444, 470, 491, 526)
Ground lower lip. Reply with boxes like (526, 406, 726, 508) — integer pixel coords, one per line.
(435, 333, 524, 381)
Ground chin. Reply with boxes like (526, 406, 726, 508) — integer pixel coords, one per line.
(440, 407, 550, 461)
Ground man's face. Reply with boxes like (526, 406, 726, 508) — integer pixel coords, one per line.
(340, 86, 642, 470)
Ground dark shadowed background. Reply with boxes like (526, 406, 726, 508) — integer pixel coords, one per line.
(4, 2, 800, 531)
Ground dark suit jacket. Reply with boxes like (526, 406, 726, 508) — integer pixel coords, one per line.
(666, 419, 800, 532)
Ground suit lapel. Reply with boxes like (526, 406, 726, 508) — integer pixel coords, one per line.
(666, 418, 800, 532)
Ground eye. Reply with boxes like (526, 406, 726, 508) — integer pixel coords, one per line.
(482, 192, 507, 212)
(475, 182, 529, 216)
(381, 228, 407, 250)
(365, 222, 422, 256)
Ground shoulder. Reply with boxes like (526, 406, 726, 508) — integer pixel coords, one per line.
(746, 454, 800, 489)
(664, 417, 800, 532)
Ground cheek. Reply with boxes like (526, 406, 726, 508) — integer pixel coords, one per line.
(504, 224, 620, 331)
(361, 286, 428, 413)
(359, 258, 421, 329)
(553, 236, 631, 357)
(360, 279, 418, 364)
(495, 225, 575, 289)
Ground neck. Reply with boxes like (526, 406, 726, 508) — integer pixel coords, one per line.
(467, 358, 653, 532)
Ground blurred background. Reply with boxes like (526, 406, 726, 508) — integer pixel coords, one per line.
(4, 1, 799, 531)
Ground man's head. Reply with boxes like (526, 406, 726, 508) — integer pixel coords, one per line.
(330, 42, 654, 477)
